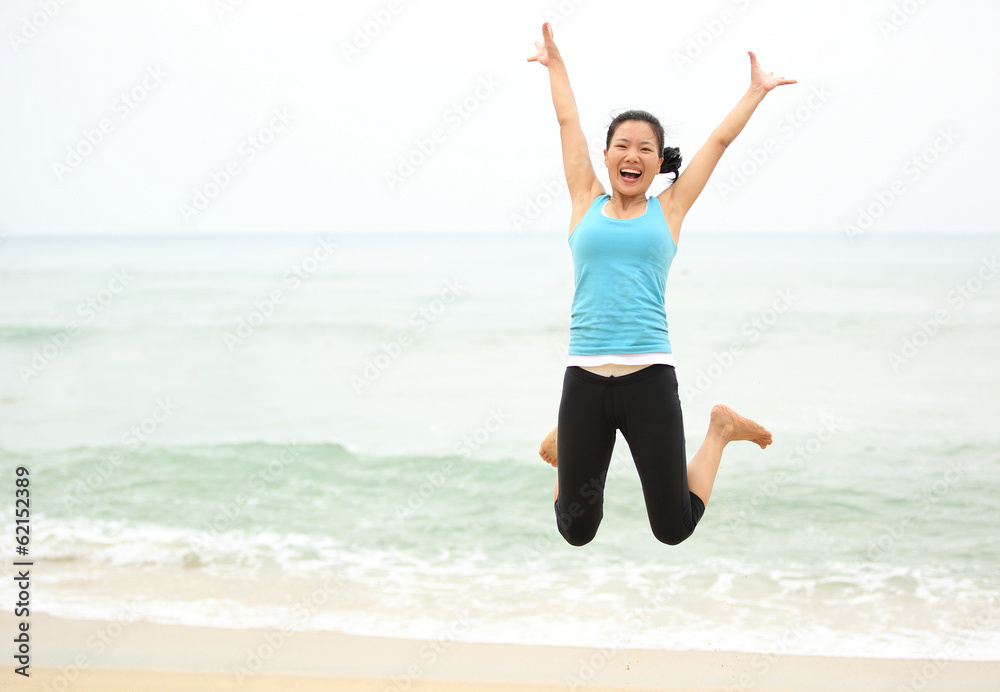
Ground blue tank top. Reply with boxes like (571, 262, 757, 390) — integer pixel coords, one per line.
(568, 194, 677, 355)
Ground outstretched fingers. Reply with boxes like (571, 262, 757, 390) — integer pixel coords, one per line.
(528, 22, 557, 64)
(748, 50, 796, 90)
(527, 41, 543, 63)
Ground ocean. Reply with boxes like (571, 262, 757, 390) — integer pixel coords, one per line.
(1, 230, 998, 661)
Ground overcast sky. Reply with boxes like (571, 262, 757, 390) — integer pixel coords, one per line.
(2, 0, 999, 235)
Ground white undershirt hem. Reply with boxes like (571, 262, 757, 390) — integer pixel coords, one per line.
(566, 352, 675, 367)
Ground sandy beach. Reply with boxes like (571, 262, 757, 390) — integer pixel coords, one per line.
(3, 613, 998, 691)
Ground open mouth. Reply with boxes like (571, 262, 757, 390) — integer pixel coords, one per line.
(620, 168, 642, 182)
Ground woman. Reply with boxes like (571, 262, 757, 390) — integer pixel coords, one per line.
(528, 23, 794, 547)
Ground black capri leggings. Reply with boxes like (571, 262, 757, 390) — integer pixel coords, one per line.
(554, 364, 705, 546)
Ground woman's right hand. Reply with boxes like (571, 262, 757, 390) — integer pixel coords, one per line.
(527, 22, 558, 66)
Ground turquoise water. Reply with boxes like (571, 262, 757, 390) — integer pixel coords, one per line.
(1, 231, 998, 659)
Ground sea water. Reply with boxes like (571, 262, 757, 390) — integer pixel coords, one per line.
(0, 231, 998, 660)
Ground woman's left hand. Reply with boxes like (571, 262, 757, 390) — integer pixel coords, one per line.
(748, 51, 797, 92)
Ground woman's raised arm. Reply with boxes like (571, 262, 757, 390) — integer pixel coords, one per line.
(529, 23, 604, 234)
(660, 51, 796, 241)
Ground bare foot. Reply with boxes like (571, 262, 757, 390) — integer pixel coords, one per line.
(710, 404, 773, 449)
(538, 426, 558, 467)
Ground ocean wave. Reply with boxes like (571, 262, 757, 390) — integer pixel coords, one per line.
(25, 517, 1000, 661)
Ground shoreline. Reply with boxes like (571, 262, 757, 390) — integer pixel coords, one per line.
(5, 613, 999, 691)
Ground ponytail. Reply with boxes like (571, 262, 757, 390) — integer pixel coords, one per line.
(659, 146, 682, 181)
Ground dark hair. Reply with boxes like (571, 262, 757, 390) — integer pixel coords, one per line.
(606, 109, 682, 181)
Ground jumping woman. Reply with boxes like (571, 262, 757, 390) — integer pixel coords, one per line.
(528, 23, 794, 547)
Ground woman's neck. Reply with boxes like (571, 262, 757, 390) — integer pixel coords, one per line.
(606, 191, 648, 219)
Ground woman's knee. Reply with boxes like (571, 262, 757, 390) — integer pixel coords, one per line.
(648, 494, 704, 546)
(649, 517, 696, 546)
(651, 526, 691, 546)
(558, 521, 599, 546)
(555, 501, 601, 546)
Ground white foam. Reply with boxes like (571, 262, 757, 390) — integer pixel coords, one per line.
(22, 518, 1000, 660)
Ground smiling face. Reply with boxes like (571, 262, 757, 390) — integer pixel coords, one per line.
(604, 120, 663, 196)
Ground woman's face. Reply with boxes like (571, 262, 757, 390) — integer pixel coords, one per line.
(604, 120, 663, 196)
